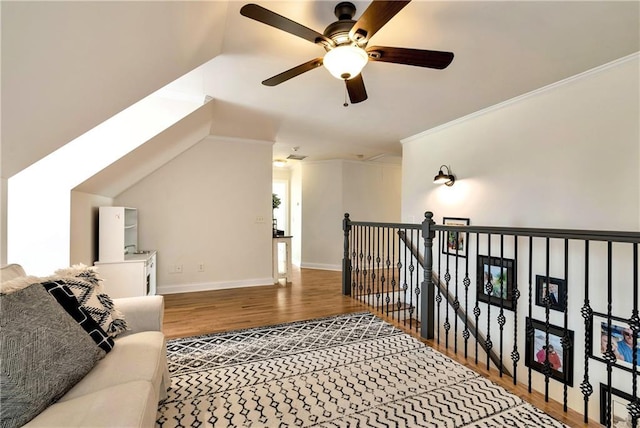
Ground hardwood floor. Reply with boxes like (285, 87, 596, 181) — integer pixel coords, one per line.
(162, 267, 596, 428)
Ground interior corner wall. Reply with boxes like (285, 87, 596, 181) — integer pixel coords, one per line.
(113, 137, 274, 293)
(290, 163, 302, 266)
(70, 191, 113, 266)
(401, 56, 640, 231)
(301, 161, 344, 270)
(301, 160, 402, 270)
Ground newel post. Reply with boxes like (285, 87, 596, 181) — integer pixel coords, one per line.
(421, 211, 436, 339)
(342, 213, 352, 296)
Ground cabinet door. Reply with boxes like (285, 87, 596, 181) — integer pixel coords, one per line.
(95, 262, 146, 298)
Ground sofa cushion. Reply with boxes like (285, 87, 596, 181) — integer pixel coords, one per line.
(23, 381, 157, 428)
(54, 264, 127, 337)
(41, 280, 115, 353)
(59, 331, 167, 402)
(0, 263, 26, 282)
(0, 284, 105, 428)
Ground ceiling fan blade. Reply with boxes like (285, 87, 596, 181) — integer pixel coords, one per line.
(346, 74, 367, 104)
(349, 1, 411, 44)
(240, 4, 333, 47)
(366, 46, 454, 69)
(262, 58, 324, 86)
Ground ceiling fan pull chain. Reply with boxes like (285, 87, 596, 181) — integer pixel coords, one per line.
(343, 84, 349, 107)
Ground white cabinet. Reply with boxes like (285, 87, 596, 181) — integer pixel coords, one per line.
(95, 252, 156, 298)
(99, 207, 138, 262)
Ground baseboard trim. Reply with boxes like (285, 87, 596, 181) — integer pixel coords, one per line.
(300, 262, 341, 271)
(158, 277, 274, 295)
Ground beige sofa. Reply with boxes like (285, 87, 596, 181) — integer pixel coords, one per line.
(1, 264, 170, 427)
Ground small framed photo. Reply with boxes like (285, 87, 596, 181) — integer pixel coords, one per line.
(525, 317, 574, 386)
(592, 314, 640, 370)
(534, 275, 567, 312)
(476, 255, 515, 310)
(600, 383, 636, 427)
(441, 217, 469, 258)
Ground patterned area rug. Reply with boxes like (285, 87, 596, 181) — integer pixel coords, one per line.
(156, 312, 566, 427)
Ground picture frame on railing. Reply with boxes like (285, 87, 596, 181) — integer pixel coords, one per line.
(525, 317, 574, 386)
(441, 217, 469, 258)
(599, 383, 635, 427)
(476, 255, 515, 310)
(592, 313, 640, 369)
(534, 275, 567, 312)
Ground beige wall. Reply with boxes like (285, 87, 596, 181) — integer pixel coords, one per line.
(114, 137, 274, 293)
(302, 160, 402, 270)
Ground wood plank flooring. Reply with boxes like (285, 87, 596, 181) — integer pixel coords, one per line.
(162, 267, 596, 428)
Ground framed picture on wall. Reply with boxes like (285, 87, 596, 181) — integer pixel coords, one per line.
(592, 313, 640, 370)
(476, 255, 515, 310)
(441, 217, 470, 258)
(525, 317, 574, 386)
(534, 275, 567, 312)
(599, 383, 636, 427)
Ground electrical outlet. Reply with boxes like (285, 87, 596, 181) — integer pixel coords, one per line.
(255, 216, 265, 223)
(198, 263, 205, 272)
(174, 264, 183, 274)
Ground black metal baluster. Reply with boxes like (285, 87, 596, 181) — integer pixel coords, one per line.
(630, 242, 639, 428)
(562, 239, 569, 411)
(485, 233, 492, 371)
(415, 227, 421, 333)
(444, 235, 451, 349)
(463, 238, 471, 359)
(544, 237, 551, 401)
(454, 233, 460, 355)
(375, 226, 381, 312)
(527, 236, 533, 393)
(437, 229, 443, 345)
(474, 232, 481, 364)
(385, 227, 391, 316)
(606, 242, 613, 428)
(396, 227, 402, 323)
(511, 236, 520, 385)
(498, 234, 505, 376)
(579, 240, 593, 424)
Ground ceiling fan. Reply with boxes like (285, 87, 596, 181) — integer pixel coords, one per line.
(240, 1, 454, 104)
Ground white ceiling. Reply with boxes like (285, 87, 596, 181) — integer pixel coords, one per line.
(202, 0, 639, 163)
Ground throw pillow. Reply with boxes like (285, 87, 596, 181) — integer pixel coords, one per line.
(41, 280, 115, 353)
(53, 264, 127, 337)
(0, 284, 105, 428)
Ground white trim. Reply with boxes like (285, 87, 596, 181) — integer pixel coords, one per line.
(300, 262, 341, 271)
(204, 135, 274, 147)
(158, 277, 274, 295)
(401, 52, 640, 144)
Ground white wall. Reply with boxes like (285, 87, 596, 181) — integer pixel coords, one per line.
(400, 55, 639, 418)
(70, 191, 113, 266)
(402, 55, 639, 230)
(114, 136, 274, 293)
(302, 160, 402, 270)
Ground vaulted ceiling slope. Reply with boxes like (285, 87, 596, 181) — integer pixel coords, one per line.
(1, 1, 228, 178)
(2, 1, 639, 180)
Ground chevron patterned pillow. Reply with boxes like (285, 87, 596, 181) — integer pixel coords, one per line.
(53, 264, 127, 337)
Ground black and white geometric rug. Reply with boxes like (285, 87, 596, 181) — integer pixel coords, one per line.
(156, 312, 566, 427)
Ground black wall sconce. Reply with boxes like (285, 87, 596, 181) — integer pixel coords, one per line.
(433, 165, 455, 186)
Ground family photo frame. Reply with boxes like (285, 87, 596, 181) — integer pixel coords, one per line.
(476, 255, 515, 310)
(524, 317, 574, 386)
(534, 275, 567, 312)
(441, 217, 470, 258)
(599, 383, 636, 427)
(592, 313, 640, 370)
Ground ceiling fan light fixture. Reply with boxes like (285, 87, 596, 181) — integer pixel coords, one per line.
(323, 45, 368, 80)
